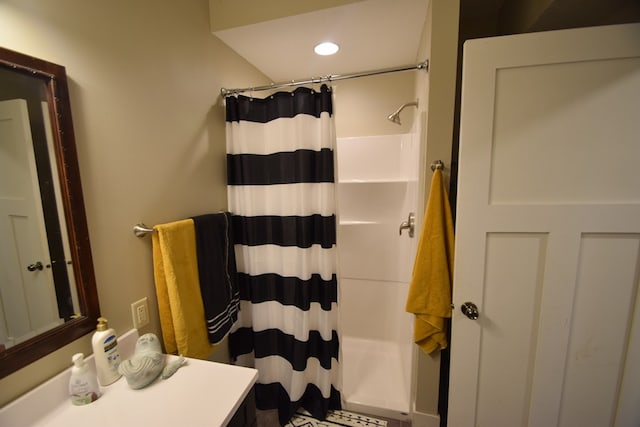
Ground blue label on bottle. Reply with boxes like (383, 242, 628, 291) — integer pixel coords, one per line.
(104, 340, 117, 352)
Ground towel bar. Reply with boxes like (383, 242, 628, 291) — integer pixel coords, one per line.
(133, 211, 228, 238)
(133, 223, 154, 238)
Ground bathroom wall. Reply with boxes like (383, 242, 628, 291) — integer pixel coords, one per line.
(0, 0, 417, 407)
(330, 72, 417, 137)
(209, 0, 363, 32)
(0, 0, 270, 406)
(0, 0, 458, 418)
(412, 0, 460, 423)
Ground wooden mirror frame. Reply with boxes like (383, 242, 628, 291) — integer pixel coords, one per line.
(0, 47, 100, 379)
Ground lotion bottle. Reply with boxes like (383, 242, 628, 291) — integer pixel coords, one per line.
(69, 353, 101, 405)
(92, 317, 122, 386)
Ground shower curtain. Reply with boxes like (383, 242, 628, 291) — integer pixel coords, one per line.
(225, 84, 341, 425)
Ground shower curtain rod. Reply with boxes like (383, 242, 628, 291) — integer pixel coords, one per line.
(220, 60, 428, 97)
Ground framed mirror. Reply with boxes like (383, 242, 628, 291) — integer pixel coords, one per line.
(0, 46, 100, 378)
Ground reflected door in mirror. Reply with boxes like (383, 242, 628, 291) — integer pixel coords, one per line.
(0, 46, 100, 379)
(0, 99, 65, 348)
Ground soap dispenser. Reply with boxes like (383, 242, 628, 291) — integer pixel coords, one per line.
(91, 317, 122, 386)
(69, 353, 101, 405)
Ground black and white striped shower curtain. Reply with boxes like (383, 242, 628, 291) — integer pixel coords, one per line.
(225, 84, 341, 425)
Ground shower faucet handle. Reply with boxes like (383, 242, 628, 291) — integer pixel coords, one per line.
(399, 212, 415, 238)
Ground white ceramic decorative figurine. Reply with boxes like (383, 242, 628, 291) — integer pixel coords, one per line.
(118, 333, 185, 389)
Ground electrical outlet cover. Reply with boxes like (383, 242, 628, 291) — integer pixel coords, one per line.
(131, 297, 149, 328)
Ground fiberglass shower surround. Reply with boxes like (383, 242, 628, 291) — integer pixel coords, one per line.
(337, 133, 418, 418)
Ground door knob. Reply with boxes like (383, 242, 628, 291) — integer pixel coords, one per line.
(399, 212, 415, 237)
(27, 261, 44, 272)
(461, 302, 479, 320)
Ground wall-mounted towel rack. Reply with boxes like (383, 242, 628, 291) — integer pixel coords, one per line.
(134, 211, 229, 238)
(431, 160, 445, 171)
(133, 223, 154, 238)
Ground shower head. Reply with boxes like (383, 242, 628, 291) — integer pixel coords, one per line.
(387, 101, 418, 125)
(387, 112, 402, 125)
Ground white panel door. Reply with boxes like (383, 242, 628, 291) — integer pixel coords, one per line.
(449, 23, 640, 427)
(0, 99, 60, 348)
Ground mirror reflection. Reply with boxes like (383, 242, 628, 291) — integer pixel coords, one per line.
(0, 46, 100, 377)
(0, 66, 79, 350)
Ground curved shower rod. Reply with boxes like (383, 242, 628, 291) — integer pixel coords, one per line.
(220, 60, 429, 97)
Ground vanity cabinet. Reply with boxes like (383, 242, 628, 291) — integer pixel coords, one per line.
(0, 329, 258, 426)
(228, 387, 256, 427)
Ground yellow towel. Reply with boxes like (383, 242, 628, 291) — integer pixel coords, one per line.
(406, 169, 455, 354)
(152, 219, 213, 359)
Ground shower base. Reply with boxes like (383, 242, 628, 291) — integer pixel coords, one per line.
(341, 336, 412, 421)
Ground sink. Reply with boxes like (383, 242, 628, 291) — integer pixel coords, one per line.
(0, 329, 257, 426)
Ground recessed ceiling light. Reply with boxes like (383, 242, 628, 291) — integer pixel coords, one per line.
(314, 42, 339, 56)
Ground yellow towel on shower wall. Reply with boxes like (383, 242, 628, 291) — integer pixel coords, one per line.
(152, 219, 213, 359)
(406, 169, 455, 354)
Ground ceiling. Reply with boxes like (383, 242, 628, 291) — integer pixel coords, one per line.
(211, 0, 640, 86)
(212, 0, 429, 83)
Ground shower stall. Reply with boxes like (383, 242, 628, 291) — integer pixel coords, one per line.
(336, 129, 420, 420)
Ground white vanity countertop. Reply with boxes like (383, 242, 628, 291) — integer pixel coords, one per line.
(0, 329, 258, 427)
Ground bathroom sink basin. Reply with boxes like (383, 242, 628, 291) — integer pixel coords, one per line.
(0, 329, 257, 426)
